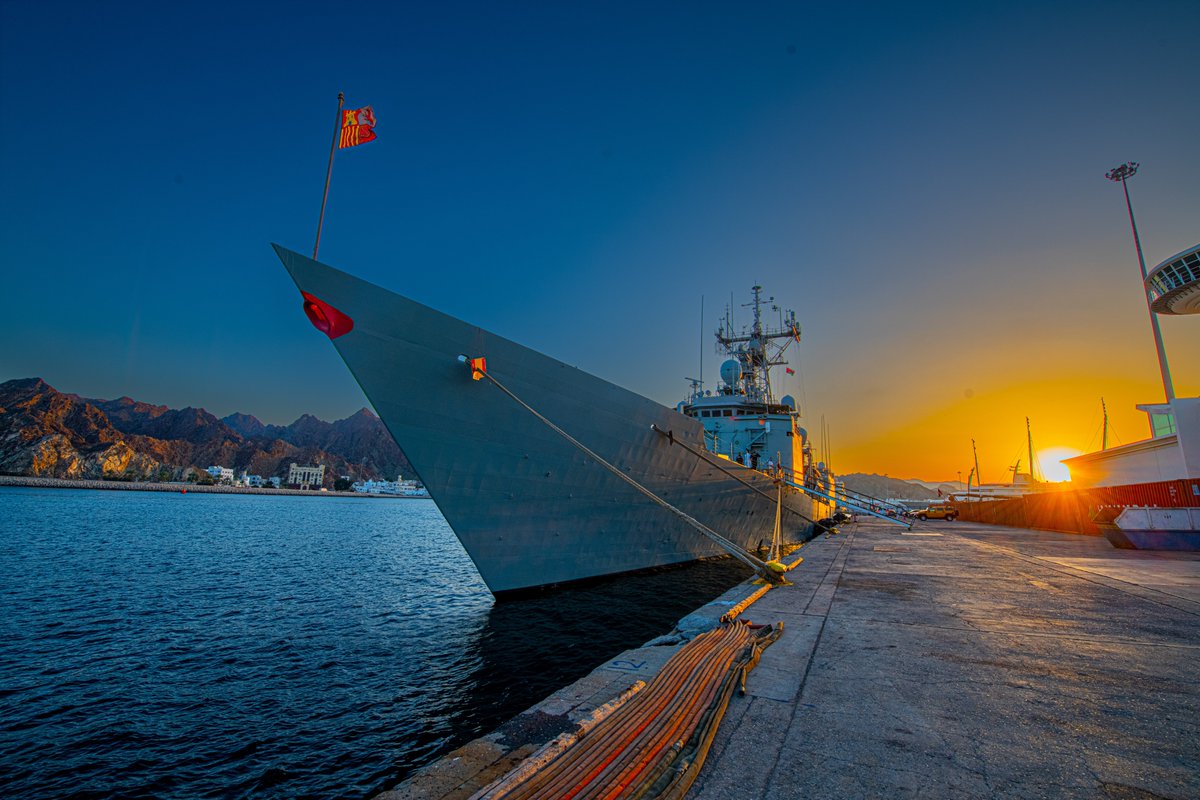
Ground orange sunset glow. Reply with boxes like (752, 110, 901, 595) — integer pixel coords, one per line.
(828, 352, 1199, 483)
(1036, 447, 1085, 483)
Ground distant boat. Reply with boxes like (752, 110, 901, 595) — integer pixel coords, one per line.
(949, 418, 1049, 502)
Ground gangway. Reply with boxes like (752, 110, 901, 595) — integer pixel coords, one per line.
(778, 466, 912, 529)
(839, 485, 909, 516)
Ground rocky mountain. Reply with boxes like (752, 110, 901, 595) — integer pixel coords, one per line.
(221, 412, 268, 438)
(839, 472, 955, 501)
(0, 378, 162, 479)
(0, 378, 412, 485)
(88, 397, 239, 445)
(220, 408, 408, 480)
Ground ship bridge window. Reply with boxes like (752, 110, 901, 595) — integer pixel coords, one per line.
(1151, 412, 1176, 438)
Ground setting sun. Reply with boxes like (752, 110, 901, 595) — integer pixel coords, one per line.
(1036, 447, 1084, 483)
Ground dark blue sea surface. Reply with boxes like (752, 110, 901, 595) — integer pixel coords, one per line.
(0, 487, 752, 799)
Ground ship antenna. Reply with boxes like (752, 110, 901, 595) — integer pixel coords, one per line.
(699, 295, 704, 391)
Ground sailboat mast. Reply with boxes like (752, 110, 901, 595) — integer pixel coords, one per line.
(1026, 416, 1036, 482)
(1101, 398, 1109, 451)
(972, 438, 982, 487)
(826, 424, 832, 475)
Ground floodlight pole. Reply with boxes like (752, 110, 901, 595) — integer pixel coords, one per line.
(1106, 162, 1175, 402)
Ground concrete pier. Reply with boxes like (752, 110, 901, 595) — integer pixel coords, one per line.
(378, 518, 1200, 799)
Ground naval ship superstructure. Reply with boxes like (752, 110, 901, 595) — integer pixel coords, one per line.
(678, 286, 829, 494)
(275, 245, 828, 595)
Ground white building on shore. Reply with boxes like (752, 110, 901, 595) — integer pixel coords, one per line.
(206, 466, 234, 484)
(352, 478, 428, 496)
(287, 463, 325, 489)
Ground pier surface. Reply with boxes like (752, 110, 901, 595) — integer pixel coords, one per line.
(378, 518, 1200, 799)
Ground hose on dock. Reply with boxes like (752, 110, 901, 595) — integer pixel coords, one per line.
(468, 620, 783, 800)
(463, 357, 784, 584)
(475, 680, 648, 799)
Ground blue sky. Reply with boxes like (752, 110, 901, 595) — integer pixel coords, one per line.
(2, 1, 1198, 477)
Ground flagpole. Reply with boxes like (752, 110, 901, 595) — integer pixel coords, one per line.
(314, 91, 344, 260)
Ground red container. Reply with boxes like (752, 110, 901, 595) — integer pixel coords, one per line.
(951, 479, 1200, 536)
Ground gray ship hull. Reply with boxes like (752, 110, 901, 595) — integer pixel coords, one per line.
(274, 245, 822, 595)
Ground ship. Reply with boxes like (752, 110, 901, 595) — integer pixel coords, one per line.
(1061, 241, 1200, 550)
(949, 242, 1200, 549)
(273, 244, 834, 595)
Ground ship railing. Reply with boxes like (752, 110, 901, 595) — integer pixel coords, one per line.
(773, 464, 912, 529)
(780, 477, 912, 529)
(838, 484, 910, 516)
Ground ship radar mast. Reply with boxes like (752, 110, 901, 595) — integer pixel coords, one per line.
(715, 285, 801, 405)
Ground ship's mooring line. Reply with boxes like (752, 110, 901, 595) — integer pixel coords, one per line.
(467, 362, 780, 581)
(649, 425, 817, 525)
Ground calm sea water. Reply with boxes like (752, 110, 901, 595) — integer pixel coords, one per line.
(0, 488, 751, 799)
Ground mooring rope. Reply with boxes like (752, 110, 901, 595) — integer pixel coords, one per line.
(463, 359, 780, 581)
(649, 425, 817, 525)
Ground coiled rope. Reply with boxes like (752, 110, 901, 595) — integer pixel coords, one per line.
(462, 357, 782, 583)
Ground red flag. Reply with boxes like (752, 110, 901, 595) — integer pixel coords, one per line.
(785, 367, 795, 375)
(339, 106, 377, 148)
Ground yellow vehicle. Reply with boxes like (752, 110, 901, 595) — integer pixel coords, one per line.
(916, 504, 958, 521)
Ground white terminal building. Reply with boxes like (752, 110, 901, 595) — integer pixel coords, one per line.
(1065, 242, 1200, 490)
(1146, 243, 1200, 316)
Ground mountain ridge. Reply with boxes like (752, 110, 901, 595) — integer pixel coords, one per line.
(0, 377, 412, 486)
(839, 472, 961, 501)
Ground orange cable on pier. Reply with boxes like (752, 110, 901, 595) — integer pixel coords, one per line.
(470, 620, 783, 800)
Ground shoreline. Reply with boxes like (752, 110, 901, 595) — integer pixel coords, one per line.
(0, 474, 423, 499)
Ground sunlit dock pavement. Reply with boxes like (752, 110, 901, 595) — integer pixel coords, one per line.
(375, 518, 1200, 799)
(690, 518, 1200, 799)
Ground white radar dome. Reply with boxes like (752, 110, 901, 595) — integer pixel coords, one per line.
(720, 359, 742, 388)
